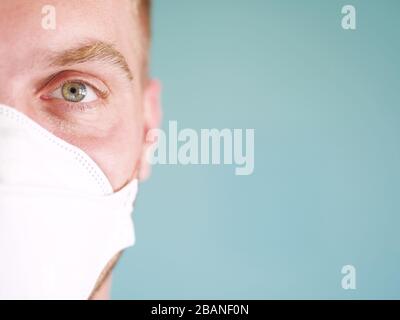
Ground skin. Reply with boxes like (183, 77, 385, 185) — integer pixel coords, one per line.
(0, 0, 161, 299)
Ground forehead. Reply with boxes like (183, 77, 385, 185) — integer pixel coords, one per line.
(0, 0, 140, 70)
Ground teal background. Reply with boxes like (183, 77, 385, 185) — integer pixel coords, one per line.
(113, 0, 400, 299)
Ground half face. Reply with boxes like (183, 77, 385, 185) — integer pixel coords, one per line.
(0, 0, 161, 299)
(0, 0, 159, 191)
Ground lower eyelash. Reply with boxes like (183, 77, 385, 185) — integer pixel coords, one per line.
(62, 101, 100, 112)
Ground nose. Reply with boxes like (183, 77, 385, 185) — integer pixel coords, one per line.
(0, 60, 33, 115)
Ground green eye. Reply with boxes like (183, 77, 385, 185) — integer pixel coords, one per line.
(62, 82, 87, 102)
(48, 79, 99, 104)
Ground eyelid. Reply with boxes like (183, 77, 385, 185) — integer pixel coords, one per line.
(38, 70, 110, 100)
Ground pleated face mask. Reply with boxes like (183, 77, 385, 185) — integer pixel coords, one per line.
(0, 104, 138, 299)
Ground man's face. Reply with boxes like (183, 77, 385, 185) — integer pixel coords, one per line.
(0, 0, 159, 191)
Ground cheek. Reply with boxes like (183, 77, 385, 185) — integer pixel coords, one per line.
(30, 103, 144, 191)
(85, 120, 143, 191)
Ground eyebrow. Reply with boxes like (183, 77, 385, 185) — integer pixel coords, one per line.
(48, 41, 134, 81)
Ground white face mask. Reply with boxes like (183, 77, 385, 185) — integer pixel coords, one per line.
(0, 104, 138, 299)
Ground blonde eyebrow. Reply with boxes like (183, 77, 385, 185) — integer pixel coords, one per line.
(49, 41, 133, 81)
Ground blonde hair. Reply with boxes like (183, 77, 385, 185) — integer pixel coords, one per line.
(132, 0, 151, 48)
(131, 0, 152, 79)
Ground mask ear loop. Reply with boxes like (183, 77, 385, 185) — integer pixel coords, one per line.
(98, 178, 139, 214)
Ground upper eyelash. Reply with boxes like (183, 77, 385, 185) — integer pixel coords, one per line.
(37, 70, 111, 101)
(56, 80, 109, 100)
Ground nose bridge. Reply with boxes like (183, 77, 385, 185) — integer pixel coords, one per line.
(0, 48, 31, 111)
(0, 17, 24, 106)
(0, 0, 44, 106)
(0, 58, 17, 107)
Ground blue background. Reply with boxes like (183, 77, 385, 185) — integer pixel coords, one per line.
(113, 0, 400, 299)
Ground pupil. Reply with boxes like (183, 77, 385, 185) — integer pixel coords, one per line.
(62, 82, 86, 102)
